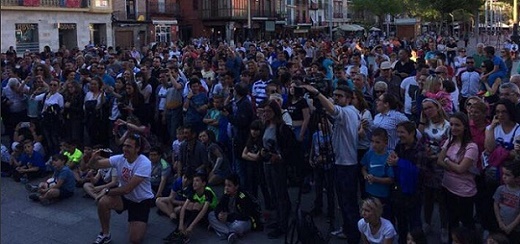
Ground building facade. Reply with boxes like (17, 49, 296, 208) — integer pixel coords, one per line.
(1, 0, 113, 53)
(111, 0, 180, 48)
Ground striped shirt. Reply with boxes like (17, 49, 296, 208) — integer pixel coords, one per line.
(372, 110, 409, 150)
(251, 79, 271, 106)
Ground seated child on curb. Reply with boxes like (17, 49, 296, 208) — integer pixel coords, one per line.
(163, 172, 217, 243)
(27, 154, 76, 205)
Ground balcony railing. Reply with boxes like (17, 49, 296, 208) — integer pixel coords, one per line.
(1, 0, 88, 8)
(333, 13, 343, 18)
(148, 0, 180, 17)
(309, 2, 322, 10)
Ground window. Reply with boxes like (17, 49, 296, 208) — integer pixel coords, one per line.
(94, 0, 109, 7)
(193, 0, 198, 10)
(15, 23, 39, 53)
(127, 0, 136, 19)
(158, 0, 165, 13)
(155, 26, 171, 43)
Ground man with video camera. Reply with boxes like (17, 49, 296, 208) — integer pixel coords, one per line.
(299, 84, 361, 243)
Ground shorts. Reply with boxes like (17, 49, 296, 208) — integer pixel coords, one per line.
(58, 189, 74, 199)
(116, 196, 153, 223)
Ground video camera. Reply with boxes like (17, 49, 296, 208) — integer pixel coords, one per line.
(304, 73, 332, 96)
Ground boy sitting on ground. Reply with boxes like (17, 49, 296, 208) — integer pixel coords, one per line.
(27, 154, 76, 205)
(208, 174, 262, 243)
(163, 172, 218, 243)
(156, 172, 193, 222)
(12, 140, 45, 182)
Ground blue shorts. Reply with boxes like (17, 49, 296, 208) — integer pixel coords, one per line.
(58, 189, 74, 199)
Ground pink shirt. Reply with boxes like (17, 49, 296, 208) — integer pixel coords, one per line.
(442, 141, 478, 197)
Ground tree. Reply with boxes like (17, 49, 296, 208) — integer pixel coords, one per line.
(350, 0, 405, 28)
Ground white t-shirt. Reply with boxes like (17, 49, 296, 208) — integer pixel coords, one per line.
(357, 218, 397, 244)
(487, 124, 520, 150)
(157, 86, 168, 111)
(109, 154, 154, 202)
(34, 92, 64, 113)
(400, 76, 417, 115)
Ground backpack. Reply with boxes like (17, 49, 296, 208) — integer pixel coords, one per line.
(291, 209, 328, 244)
(239, 191, 263, 231)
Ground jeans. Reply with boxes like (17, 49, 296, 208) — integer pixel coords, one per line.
(264, 163, 291, 231)
(208, 211, 251, 237)
(166, 108, 183, 141)
(335, 165, 360, 244)
(233, 158, 247, 188)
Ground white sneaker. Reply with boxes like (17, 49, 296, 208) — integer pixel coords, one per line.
(422, 223, 431, 234)
(441, 228, 449, 243)
(330, 227, 343, 236)
(330, 227, 346, 238)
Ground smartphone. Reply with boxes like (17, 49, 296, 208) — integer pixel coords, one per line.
(229, 88, 234, 95)
(20, 122, 30, 128)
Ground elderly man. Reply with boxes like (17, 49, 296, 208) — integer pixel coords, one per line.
(510, 74, 520, 89)
(498, 82, 520, 124)
(375, 61, 401, 100)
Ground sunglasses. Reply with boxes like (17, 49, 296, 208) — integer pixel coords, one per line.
(434, 71, 445, 74)
(36, 68, 43, 71)
(466, 61, 474, 64)
(333, 93, 345, 97)
(49, 83, 59, 87)
(374, 90, 385, 94)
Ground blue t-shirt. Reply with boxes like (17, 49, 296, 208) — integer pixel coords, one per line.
(492, 55, 508, 74)
(185, 93, 208, 124)
(171, 177, 193, 201)
(19, 151, 45, 171)
(54, 166, 76, 193)
(361, 149, 394, 198)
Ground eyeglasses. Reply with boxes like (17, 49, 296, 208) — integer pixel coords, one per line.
(36, 68, 43, 71)
(98, 67, 105, 70)
(49, 83, 58, 87)
(459, 50, 466, 52)
(374, 90, 385, 94)
(434, 71, 445, 74)
(466, 61, 474, 64)
(333, 93, 345, 97)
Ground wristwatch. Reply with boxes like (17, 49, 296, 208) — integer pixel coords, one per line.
(104, 188, 110, 195)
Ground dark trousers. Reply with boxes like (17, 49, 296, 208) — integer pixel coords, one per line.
(394, 194, 422, 244)
(424, 186, 448, 229)
(313, 166, 335, 218)
(245, 160, 272, 209)
(445, 189, 475, 231)
(264, 163, 291, 232)
(335, 164, 360, 244)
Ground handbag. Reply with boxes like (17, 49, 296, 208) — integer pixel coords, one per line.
(482, 125, 519, 184)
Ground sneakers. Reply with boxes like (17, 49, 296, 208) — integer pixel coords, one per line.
(163, 230, 181, 241)
(25, 183, 38, 192)
(423, 223, 431, 234)
(227, 233, 238, 244)
(331, 227, 347, 239)
(441, 228, 449, 243)
(93, 232, 111, 244)
(29, 193, 40, 202)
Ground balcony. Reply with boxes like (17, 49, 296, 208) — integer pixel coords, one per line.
(148, 0, 180, 18)
(1, 0, 111, 12)
(309, 2, 322, 10)
(333, 13, 343, 18)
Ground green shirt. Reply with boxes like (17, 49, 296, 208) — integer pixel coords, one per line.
(64, 148, 83, 164)
(472, 53, 487, 69)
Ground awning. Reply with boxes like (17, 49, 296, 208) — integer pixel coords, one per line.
(294, 29, 309, 34)
(333, 24, 364, 32)
(152, 20, 178, 25)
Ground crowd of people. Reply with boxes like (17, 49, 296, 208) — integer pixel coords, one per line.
(1, 33, 520, 244)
